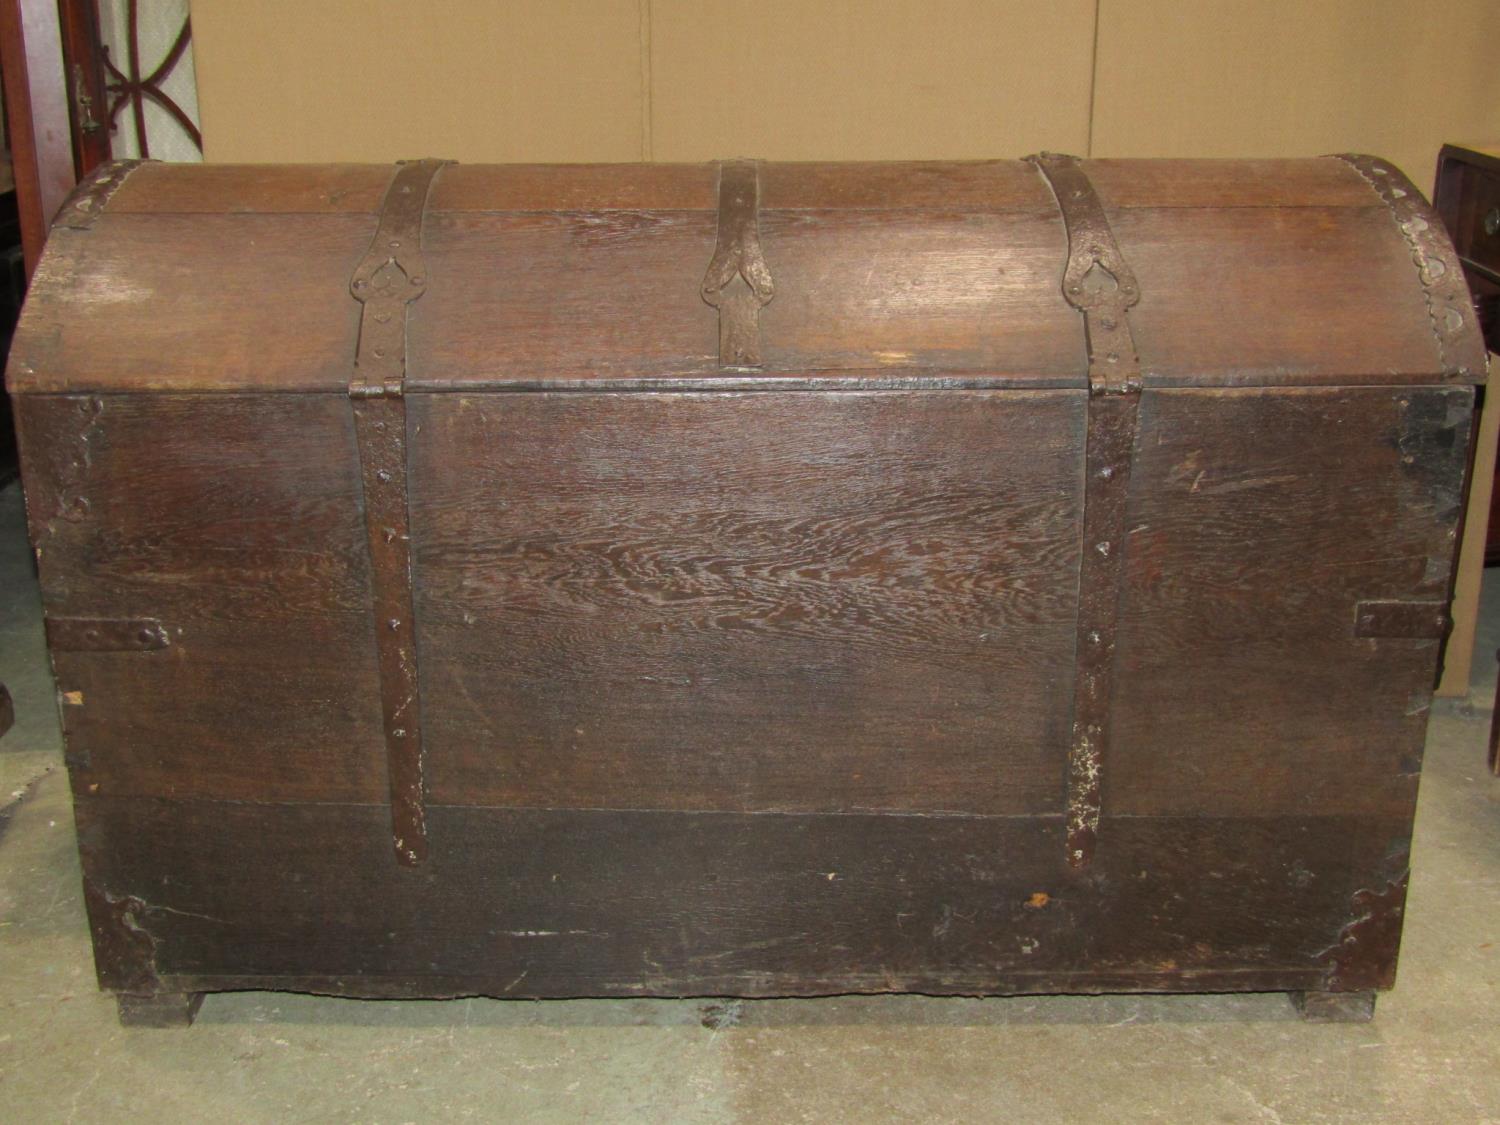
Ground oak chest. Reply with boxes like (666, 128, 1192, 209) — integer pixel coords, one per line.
(7, 154, 1486, 1025)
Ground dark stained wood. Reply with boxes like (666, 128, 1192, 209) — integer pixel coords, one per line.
(434, 163, 719, 213)
(410, 205, 1082, 384)
(56, 0, 111, 178)
(1491, 649, 1500, 777)
(74, 794, 1406, 998)
(0, 0, 79, 276)
(109, 162, 392, 215)
(14, 393, 386, 804)
(9, 158, 1470, 394)
(1085, 157, 1379, 210)
(1111, 386, 1471, 820)
(9, 214, 374, 394)
(1431, 145, 1500, 573)
(1114, 207, 1444, 384)
(410, 390, 1083, 815)
(8, 156, 1485, 1017)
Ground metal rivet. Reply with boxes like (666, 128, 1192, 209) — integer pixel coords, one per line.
(376, 469, 393, 483)
(1098, 466, 1115, 480)
(1095, 541, 1111, 557)
(388, 618, 401, 630)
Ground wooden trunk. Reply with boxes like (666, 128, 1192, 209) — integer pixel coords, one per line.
(6, 155, 1487, 1026)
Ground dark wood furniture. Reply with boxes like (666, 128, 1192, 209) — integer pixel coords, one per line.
(1436, 144, 1500, 355)
(1435, 144, 1500, 571)
(6, 155, 1485, 1026)
(1432, 145, 1500, 775)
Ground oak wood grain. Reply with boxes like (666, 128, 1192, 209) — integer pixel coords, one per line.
(1110, 386, 1471, 818)
(75, 795, 1406, 997)
(410, 390, 1084, 815)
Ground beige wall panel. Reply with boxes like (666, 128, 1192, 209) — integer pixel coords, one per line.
(1090, 0, 1500, 186)
(648, 0, 1095, 161)
(190, 0, 645, 163)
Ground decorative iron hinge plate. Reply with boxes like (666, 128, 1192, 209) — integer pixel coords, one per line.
(702, 160, 775, 369)
(1029, 152, 1145, 870)
(348, 157, 449, 866)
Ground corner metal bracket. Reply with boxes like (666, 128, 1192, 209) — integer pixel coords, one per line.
(349, 158, 449, 866)
(702, 160, 775, 369)
(57, 159, 147, 231)
(1329, 154, 1487, 382)
(1029, 152, 1145, 870)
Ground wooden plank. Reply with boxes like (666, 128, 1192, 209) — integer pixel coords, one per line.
(410, 390, 1084, 816)
(1114, 207, 1443, 384)
(12, 159, 1471, 394)
(108, 162, 392, 214)
(409, 206, 1081, 384)
(8, 214, 373, 394)
(1111, 386, 1471, 818)
(15, 394, 386, 804)
(433, 163, 718, 213)
(1084, 157, 1380, 210)
(74, 795, 1408, 997)
(0, 0, 78, 276)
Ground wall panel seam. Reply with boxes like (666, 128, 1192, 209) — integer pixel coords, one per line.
(639, 0, 654, 161)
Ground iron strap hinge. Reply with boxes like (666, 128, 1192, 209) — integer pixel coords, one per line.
(1028, 152, 1145, 871)
(348, 158, 450, 867)
(702, 159, 775, 369)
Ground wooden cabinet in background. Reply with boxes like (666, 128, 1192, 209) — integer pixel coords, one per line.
(1435, 144, 1500, 566)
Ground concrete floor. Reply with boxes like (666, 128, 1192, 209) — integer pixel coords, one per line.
(0, 477, 1497, 1124)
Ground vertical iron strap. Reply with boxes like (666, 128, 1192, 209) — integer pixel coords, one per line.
(349, 158, 449, 866)
(702, 160, 775, 368)
(1027, 152, 1145, 870)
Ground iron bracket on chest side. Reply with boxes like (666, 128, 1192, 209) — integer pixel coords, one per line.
(348, 158, 449, 866)
(1028, 153, 1145, 871)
